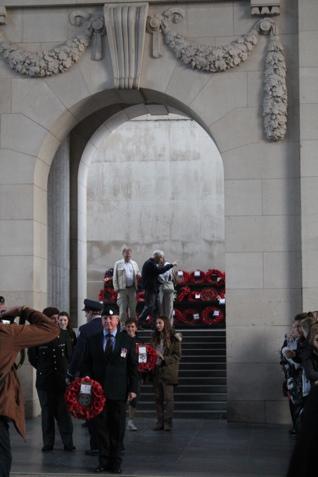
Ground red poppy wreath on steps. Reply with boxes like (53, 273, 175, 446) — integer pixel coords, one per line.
(65, 377, 106, 420)
(136, 343, 157, 373)
(201, 307, 225, 326)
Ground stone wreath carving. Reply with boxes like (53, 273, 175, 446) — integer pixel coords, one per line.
(0, 11, 105, 77)
(147, 10, 287, 142)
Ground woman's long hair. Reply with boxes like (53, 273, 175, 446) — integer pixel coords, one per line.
(152, 316, 174, 348)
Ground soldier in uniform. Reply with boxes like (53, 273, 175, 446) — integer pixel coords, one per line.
(28, 307, 75, 452)
(67, 298, 103, 456)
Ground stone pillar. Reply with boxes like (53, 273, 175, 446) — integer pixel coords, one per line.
(48, 137, 70, 312)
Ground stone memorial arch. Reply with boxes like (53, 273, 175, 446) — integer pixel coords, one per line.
(0, 0, 315, 424)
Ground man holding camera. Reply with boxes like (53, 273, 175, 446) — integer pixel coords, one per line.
(0, 305, 59, 477)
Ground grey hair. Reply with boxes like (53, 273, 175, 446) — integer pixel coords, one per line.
(152, 250, 164, 258)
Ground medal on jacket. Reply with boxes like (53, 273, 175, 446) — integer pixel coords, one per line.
(120, 347, 127, 358)
(78, 379, 92, 407)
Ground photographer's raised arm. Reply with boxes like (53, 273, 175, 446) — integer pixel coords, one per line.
(1, 306, 59, 350)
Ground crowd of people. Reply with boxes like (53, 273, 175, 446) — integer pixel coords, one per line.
(0, 248, 182, 476)
(281, 311, 318, 476)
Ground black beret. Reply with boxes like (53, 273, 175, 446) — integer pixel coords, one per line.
(102, 303, 119, 317)
(82, 299, 103, 312)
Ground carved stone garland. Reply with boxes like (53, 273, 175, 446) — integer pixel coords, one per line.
(147, 10, 287, 142)
(0, 11, 105, 77)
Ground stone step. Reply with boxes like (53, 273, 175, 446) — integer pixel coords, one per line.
(136, 409, 227, 419)
(178, 369, 227, 377)
(139, 392, 227, 402)
(179, 362, 226, 370)
(141, 383, 227, 393)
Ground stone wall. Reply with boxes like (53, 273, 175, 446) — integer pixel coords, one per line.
(0, 0, 304, 422)
(86, 114, 224, 299)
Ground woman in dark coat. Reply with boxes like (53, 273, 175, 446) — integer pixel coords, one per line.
(287, 323, 318, 477)
(151, 316, 181, 431)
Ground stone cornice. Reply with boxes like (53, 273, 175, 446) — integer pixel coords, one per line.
(2, 0, 241, 6)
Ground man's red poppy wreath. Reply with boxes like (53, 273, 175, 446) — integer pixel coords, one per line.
(65, 376, 106, 420)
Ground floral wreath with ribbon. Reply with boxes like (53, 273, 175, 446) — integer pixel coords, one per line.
(201, 307, 225, 326)
(65, 376, 106, 420)
(136, 343, 157, 373)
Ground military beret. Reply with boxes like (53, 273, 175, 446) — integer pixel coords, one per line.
(82, 299, 103, 312)
(102, 303, 119, 317)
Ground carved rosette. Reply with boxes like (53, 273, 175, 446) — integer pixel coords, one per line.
(104, 3, 148, 89)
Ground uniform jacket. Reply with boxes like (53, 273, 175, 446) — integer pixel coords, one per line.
(28, 329, 73, 391)
(141, 258, 174, 292)
(113, 259, 140, 291)
(152, 332, 182, 385)
(81, 330, 138, 401)
(68, 316, 102, 377)
(0, 308, 59, 437)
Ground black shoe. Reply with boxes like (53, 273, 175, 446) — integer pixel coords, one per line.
(42, 445, 53, 452)
(95, 465, 112, 474)
(64, 445, 76, 451)
(86, 449, 99, 456)
(111, 465, 122, 474)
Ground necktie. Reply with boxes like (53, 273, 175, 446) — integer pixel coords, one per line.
(104, 333, 113, 354)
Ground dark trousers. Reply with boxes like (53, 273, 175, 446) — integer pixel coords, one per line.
(139, 289, 159, 323)
(37, 389, 74, 448)
(153, 376, 174, 426)
(0, 417, 11, 477)
(94, 400, 126, 467)
(87, 418, 98, 450)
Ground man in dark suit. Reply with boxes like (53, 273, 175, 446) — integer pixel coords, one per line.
(81, 303, 138, 474)
(67, 298, 103, 456)
(138, 250, 177, 326)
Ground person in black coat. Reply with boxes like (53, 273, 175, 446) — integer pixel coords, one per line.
(138, 250, 176, 326)
(67, 299, 103, 379)
(27, 307, 74, 452)
(67, 299, 103, 456)
(81, 303, 138, 474)
(287, 323, 318, 477)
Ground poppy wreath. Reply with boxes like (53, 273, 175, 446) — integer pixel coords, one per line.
(136, 343, 157, 373)
(201, 307, 225, 326)
(200, 288, 219, 302)
(98, 289, 104, 302)
(205, 269, 225, 288)
(136, 291, 145, 303)
(180, 309, 201, 326)
(65, 376, 106, 420)
(103, 287, 117, 303)
(175, 270, 191, 286)
(177, 287, 192, 302)
(189, 270, 206, 285)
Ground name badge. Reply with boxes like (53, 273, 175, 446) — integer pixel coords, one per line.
(138, 346, 147, 363)
(121, 347, 127, 358)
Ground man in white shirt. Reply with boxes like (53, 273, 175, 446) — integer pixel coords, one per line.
(113, 248, 140, 325)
